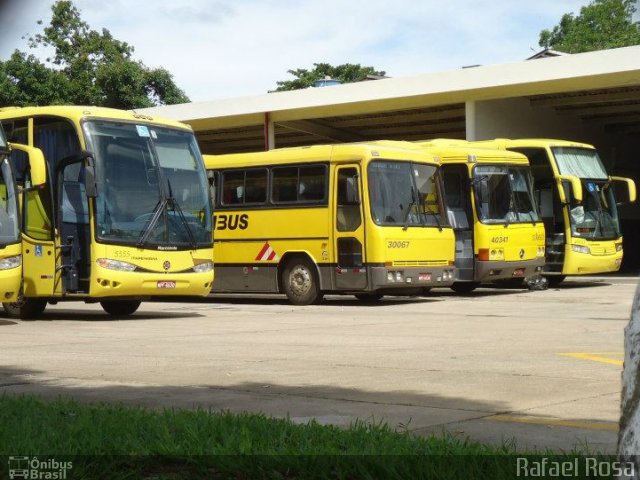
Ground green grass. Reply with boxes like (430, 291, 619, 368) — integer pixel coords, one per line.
(0, 395, 614, 479)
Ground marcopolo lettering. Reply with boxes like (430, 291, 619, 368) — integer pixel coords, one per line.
(214, 214, 249, 231)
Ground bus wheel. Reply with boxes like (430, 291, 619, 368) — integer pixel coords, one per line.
(281, 257, 322, 305)
(546, 275, 566, 288)
(3, 297, 47, 319)
(450, 282, 479, 294)
(100, 300, 141, 316)
(354, 293, 384, 302)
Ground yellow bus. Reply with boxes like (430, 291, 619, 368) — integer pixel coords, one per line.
(473, 139, 636, 286)
(416, 140, 545, 293)
(204, 141, 456, 304)
(0, 124, 24, 303)
(0, 106, 214, 318)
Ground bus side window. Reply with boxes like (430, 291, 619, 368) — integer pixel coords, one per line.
(336, 168, 361, 232)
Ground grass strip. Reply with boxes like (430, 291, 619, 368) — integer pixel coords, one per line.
(0, 394, 614, 479)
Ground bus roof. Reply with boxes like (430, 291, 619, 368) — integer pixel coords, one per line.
(414, 140, 530, 165)
(471, 138, 596, 150)
(0, 105, 192, 131)
(204, 140, 439, 170)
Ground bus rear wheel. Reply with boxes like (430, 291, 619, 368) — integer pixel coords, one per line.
(100, 300, 141, 316)
(450, 282, 479, 294)
(3, 297, 47, 319)
(281, 257, 322, 305)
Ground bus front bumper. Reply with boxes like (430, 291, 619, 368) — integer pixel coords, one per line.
(370, 265, 456, 290)
(562, 250, 623, 275)
(92, 267, 215, 298)
(475, 258, 545, 282)
(0, 267, 21, 302)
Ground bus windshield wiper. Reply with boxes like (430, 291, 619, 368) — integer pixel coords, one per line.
(422, 205, 443, 231)
(137, 197, 169, 248)
(402, 188, 417, 231)
(167, 197, 198, 250)
(166, 179, 197, 250)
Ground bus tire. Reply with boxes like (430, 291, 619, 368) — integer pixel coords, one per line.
(100, 300, 141, 316)
(354, 293, 383, 302)
(450, 282, 479, 294)
(281, 257, 322, 305)
(546, 275, 566, 288)
(3, 297, 47, 319)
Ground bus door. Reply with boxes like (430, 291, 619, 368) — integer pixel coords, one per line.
(511, 147, 565, 272)
(56, 158, 92, 294)
(333, 166, 367, 290)
(442, 165, 474, 281)
(3, 119, 57, 298)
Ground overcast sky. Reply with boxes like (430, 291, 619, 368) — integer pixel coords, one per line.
(0, 0, 637, 102)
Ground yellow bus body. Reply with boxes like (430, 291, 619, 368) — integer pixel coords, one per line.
(417, 140, 545, 290)
(0, 106, 214, 317)
(0, 126, 21, 302)
(472, 139, 635, 281)
(205, 141, 456, 303)
(0, 242, 21, 302)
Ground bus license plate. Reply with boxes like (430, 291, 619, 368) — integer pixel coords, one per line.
(513, 268, 525, 277)
(419, 273, 431, 281)
(157, 281, 176, 289)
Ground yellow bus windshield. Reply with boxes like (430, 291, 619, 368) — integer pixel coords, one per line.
(0, 158, 19, 245)
(368, 160, 445, 228)
(473, 165, 539, 224)
(83, 121, 212, 249)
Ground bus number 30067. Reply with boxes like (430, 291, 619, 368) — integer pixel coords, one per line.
(387, 241, 410, 248)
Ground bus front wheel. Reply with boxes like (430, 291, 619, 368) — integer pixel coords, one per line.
(354, 293, 384, 302)
(450, 282, 479, 294)
(3, 297, 47, 319)
(100, 300, 141, 316)
(281, 257, 323, 305)
(545, 275, 566, 288)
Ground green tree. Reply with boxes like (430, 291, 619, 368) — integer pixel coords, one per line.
(272, 63, 386, 92)
(539, 0, 640, 53)
(0, 0, 189, 108)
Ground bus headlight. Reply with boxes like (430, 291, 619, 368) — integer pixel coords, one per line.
(193, 261, 214, 273)
(0, 255, 21, 270)
(489, 248, 504, 260)
(96, 258, 137, 272)
(571, 244, 590, 255)
(537, 246, 545, 257)
(615, 242, 623, 252)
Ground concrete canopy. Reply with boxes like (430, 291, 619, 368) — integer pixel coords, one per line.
(139, 45, 640, 155)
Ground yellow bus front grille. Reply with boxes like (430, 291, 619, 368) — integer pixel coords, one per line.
(590, 246, 615, 256)
(393, 260, 449, 267)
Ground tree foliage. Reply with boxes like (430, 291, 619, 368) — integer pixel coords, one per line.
(539, 0, 640, 53)
(272, 63, 386, 92)
(0, 0, 189, 108)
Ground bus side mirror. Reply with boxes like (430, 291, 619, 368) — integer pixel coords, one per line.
(557, 174, 582, 204)
(207, 170, 216, 206)
(8, 143, 46, 187)
(610, 176, 636, 204)
(84, 158, 97, 198)
(344, 177, 360, 204)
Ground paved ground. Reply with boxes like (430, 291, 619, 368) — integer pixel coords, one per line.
(0, 276, 637, 453)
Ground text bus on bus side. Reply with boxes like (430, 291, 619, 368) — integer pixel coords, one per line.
(204, 141, 456, 304)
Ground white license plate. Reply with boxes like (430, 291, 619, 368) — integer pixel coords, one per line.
(513, 268, 525, 277)
(157, 281, 176, 289)
(419, 273, 431, 281)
